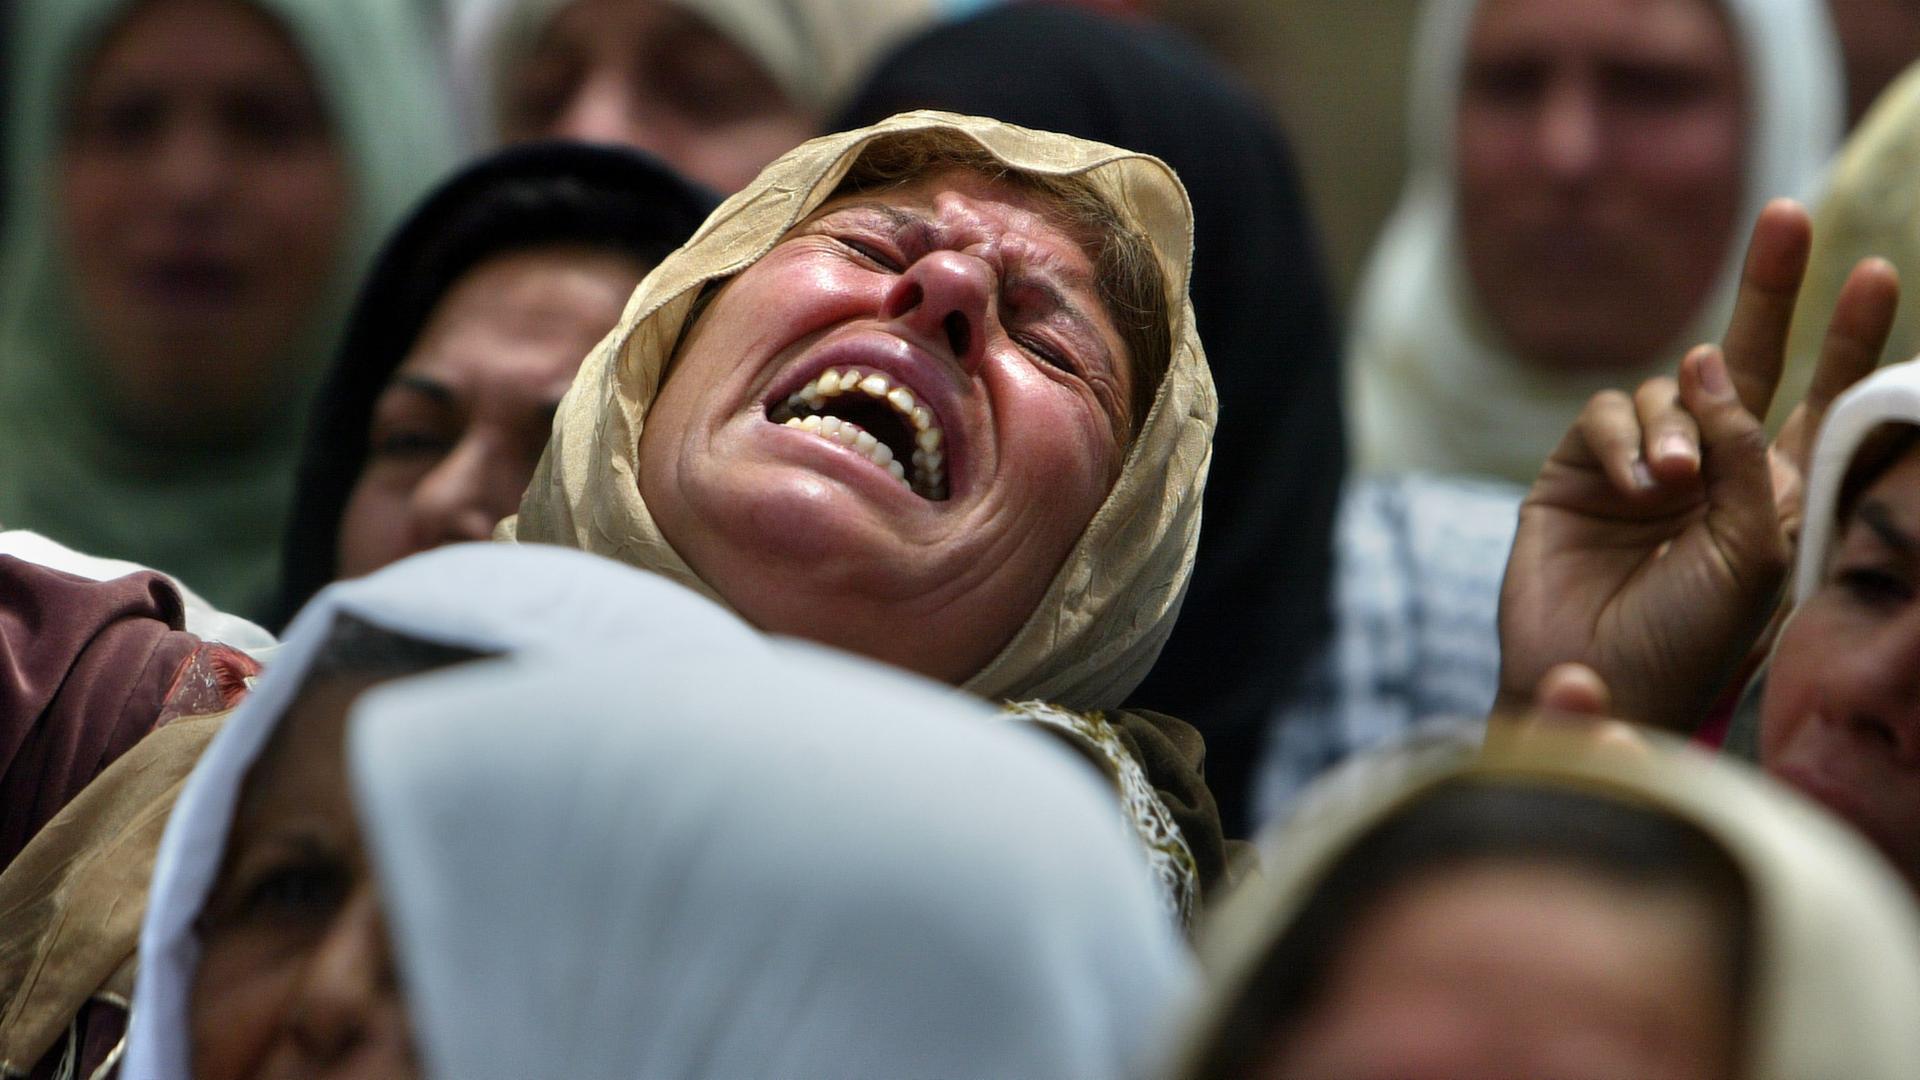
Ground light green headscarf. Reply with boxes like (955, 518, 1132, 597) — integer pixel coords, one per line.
(0, 0, 459, 616)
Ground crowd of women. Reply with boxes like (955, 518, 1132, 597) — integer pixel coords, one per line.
(5, 0, 1920, 1076)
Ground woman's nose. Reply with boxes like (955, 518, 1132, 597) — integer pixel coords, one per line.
(549, 70, 640, 146)
(880, 250, 993, 374)
(1534, 79, 1603, 182)
(406, 439, 509, 552)
(287, 888, 404, 1067)
(153, 117, 229, 209)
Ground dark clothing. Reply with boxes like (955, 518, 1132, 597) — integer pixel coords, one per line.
(836, 5, 1347, 836)
(270, 143, 719, 628)
(0, 557, 228, 868)
(24, 1000, 123, 1080)
(1110, 707, 1241, 901)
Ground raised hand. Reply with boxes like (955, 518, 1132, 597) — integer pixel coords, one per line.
(1496, 200, 1898, 732)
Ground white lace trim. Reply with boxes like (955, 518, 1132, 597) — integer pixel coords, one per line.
(1000, 701, 1200, 929)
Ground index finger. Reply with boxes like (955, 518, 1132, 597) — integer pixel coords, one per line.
(1720, 199, 1813, 420)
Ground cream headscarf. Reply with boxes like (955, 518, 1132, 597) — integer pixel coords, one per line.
(1350, 0, 1842, 481)
(1781, 61, 1920, 429)
(503, 110, 1213, 710)
(1173, 735, 1920, 1079)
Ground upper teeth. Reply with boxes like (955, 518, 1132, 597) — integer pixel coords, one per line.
(776, 367, 947, 499)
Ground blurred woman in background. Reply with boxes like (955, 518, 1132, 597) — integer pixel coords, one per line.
(456, 0, 993, 192)
(1175, 736, 1920, 1079)
(0, 0, 457, 616)
(270, 141, 716, 627)
(1350, 0, 1841, 482)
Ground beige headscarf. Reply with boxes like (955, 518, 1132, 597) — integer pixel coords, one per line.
(503, 110, 1213, 710)
(1779, 59, 1920, 429)
(1173, 735, 1920, 1079)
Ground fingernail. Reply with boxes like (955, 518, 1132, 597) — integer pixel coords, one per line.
(1630, 459, 1655, 490)
(1658, 433, 1696, 463)
(1698, 348, 1733, 398)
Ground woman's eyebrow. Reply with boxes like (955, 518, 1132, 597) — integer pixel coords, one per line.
(824, 201, 938, 248)
(1856, 500, 1919, 560)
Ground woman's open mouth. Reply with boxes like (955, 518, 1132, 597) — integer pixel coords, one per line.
(766, 366, 947, 500)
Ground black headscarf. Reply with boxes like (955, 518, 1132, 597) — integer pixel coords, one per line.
(269, 142, 719, 629)
(835, 4, 1346, 835)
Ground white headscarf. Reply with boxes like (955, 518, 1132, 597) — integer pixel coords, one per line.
(350, 644, 1192, 1079)
(1794, 356, 1920, 601)
(1350, 0, 1843, 482)
(1175, 734, 1920, 1079)
(124, 542, 768, 1078)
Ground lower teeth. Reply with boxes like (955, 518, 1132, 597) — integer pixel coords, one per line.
(780, 413, 943, 496)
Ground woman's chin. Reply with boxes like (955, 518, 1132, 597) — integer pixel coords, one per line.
(669, 453, 945, 600)
(1770, 756, 1920, 879)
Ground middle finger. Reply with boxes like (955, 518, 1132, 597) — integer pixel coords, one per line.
(1803, 256, 1899, 433)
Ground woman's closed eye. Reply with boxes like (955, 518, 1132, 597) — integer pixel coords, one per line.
(1016, 332, 1078, 376)
(1836, 564, 1916, 609)
(222, 89, 328, 152)
(505, 59, 578, 134)
(240, 859, 350, 923)
(199, 845, 352, 935)
(76, 92, 165, 147)
(366, 391, 457, 463)
(370, 426, 453, 460)
(841, 235, 905, 272)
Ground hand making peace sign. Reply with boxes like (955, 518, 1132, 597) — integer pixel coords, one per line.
(1496, 200, 1900, 732)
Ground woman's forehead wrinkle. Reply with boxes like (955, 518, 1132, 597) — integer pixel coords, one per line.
(928, 198, 1111, 331)
(821, 201, 939, 247)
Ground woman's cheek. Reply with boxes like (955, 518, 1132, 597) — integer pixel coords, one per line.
(190, 939, 299, 1080)
(1056, 385, 1126, 492)
(337, 473, 416, 579)
(1758, 607, 1831, 767)
(56, 158, 137, 288)
(246, 150, 350, 307)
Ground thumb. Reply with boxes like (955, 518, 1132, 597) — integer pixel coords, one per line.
(1679, 344, 1790, 590)
(1535, 662, 1613, 716)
